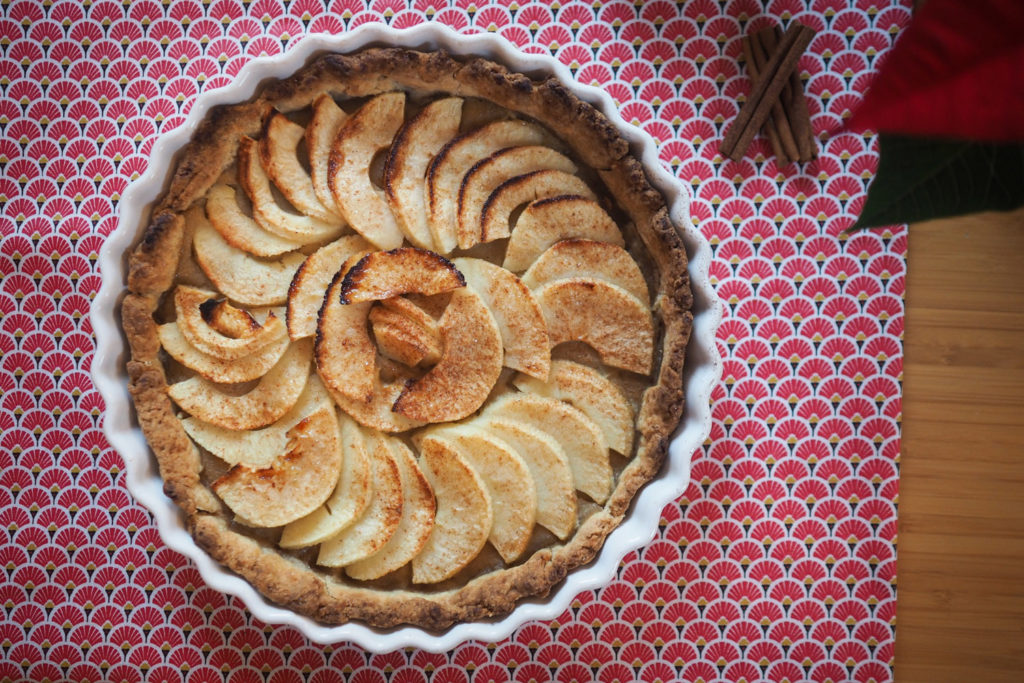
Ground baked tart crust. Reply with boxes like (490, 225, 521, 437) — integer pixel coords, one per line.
(123, 48, 693, 630)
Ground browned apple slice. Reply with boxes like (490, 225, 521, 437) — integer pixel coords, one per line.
(427, 119, 551, 253)
(369, 298, 442, 368)
(484, 392, 611, 504)
(307, 93, 348, 216)
(328, 92, 406, 249)
(317, 432, 404, 567)
(158, 322, 290, 384)
(345, 440, 436, 581)
(534, 278, 654, 375)
(479, 170, 596, 244)
(521, 238, 650, 306)
(260, 110, 341, 224)
(392, 287, 503, 423)
(327, 373, 424, 434)
(455, 146, 577, 249)
(286, 235, 372, 340)
(372, 318, 427, 367)
(191, 206, 305, 306)
(471, 415, 577, 541)
(502, 196, 624, 273)
(384, 97, 463, 250)
(211, 405, 342, 527)
(378, 295, 439, 331)
(512, 360, 635, 455)
(182, 373, 330, 469)
(279, 414, 374, 548)
(314, 257, 375, 403)
(205, 183, 307, 257)
(167, 338, 312, 431)
(238, 136, 342, 243)
(453, 257, 549, 379)
(412, 436, 492, 584)
(339, 248, 465, 304)
(198, 298, 262, 338)
(174, 285, 287, 360)
(423, 426, 536, 563)
(371, 322, 440, 368)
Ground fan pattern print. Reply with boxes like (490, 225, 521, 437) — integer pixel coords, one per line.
(0, 0, 907, 681)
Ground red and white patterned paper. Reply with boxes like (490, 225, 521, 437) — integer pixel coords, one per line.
(0, 1, 906, 681)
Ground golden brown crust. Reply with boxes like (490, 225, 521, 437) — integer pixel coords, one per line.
(157, 102, 266, 214)
(122, 47, 693, 630)
(192, 507, 619, 631)
(127, 212, 184, 297)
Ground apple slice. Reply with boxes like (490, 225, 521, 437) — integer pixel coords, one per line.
(371, 322, 438, 368)
(339, 247, 465, 304)
(205, 183, 307, 257)
(238, 136, 342, 243)
(286, 235, 372, 340)
(369, 298, 443, 368)
(328, 91, 406, 249)
(534, 278, 654, 375)
(191, 206, 306, 306)
(306, 93, 348, 216)
(427, 119, 550, 254)
(521, 239, 650, 306)
(327, 375, 424, 434)
(512, 360, 635, 455)
(158, 322, 290, 384)
(174, 285, 287, 360)
(392, 287, 504, 423)
(211, 405, 342, 527)
(412, 436, 492, 584)
(471, 415, 577, 541)
(384, 97, 463, 250)
(314, 257, 375, 403)
(480, 170, 596, 244)
(502, 196, 624, 273)
(484, 393, 611, 504)
(278, 414, 374, 548)
(455, 146, 577, 249)
(198, 298, 262, 337)
(345, 440, 436, 581)
(197, 296, 282, 334)
(213, 304, 285, 333)
(167, 338, 312, 431)
(181, 373, 330, 469)
(378, 295, 439, 331)
(260, 110, 341, 224)
(452, 257, 549, 379)
(423, 426, 536, 563)
(317, 432, 404, 567)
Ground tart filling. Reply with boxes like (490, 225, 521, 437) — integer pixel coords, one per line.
(123, 48, 693, 630)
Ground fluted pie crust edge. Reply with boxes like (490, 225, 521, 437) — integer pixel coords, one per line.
(122, 48, 694, 630)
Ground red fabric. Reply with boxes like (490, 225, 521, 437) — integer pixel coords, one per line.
(847, 0, 1024, 141)
(1, 0, 907, 676)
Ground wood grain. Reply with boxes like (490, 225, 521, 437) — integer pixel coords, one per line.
(897, 207, 1024, 681)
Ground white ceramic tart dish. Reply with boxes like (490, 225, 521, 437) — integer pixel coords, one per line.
(93, 25, 720, 650)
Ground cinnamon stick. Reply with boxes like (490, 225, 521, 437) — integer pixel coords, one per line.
(720, 23, 815, 162)
(749, 30, 800, 163)
(742, 35, 789, 166)
(765, 25, 816, 161)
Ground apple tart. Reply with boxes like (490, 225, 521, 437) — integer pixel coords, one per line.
(122, 48, 693, 630)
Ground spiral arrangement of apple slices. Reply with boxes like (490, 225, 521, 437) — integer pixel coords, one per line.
(165, 93, 657, 584)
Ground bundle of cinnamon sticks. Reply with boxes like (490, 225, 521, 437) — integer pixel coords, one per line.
(721, 23, 817, 165)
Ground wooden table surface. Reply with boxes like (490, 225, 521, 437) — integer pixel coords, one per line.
(896, 208, 1024, 681)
